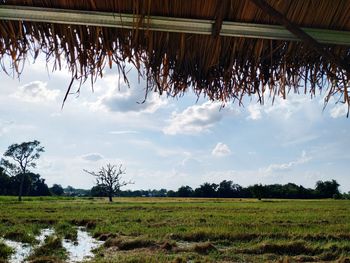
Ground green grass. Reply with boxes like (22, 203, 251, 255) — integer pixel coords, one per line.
(0, 242, 13, 262)
(28, 235, 67, 262)
(0, 197, 349, 262)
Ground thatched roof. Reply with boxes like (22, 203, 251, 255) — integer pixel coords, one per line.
(0, 0, 350, 111)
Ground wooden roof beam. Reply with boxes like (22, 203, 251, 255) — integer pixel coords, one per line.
(0, 5, 350, 46)
(249, 0, 350, 76)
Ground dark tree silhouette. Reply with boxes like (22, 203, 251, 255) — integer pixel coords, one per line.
(194, 183, 218, 197)
(50, 184, 64, 196)
(91, 185, 108, 197)
(2, 140, 44, 201)
(177, 185, 194, 197)
(0, 166, 12, 195)
(315, 180, 340, 198)
(84, 163, 133, 202)
(250, 184, 266, 200)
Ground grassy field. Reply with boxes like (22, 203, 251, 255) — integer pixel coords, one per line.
(0, 197, 350, 262)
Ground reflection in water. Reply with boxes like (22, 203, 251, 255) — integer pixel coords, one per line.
(1, 227, 103, 263)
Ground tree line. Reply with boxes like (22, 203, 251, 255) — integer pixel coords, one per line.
(1, 140, 349, 200)
(90, 180, 348, 200)
(0, 171, 51, 196)
(0, 168, 348, 199)
(116, 180, 347, 199)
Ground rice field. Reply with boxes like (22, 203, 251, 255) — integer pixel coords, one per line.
(0, 197, 349, 262)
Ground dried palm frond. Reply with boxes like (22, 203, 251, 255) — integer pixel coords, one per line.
(0, 0, 349, 111)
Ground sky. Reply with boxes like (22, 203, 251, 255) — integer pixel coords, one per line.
(0, 56, 349, 192)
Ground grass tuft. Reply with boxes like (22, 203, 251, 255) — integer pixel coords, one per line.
(0, 242, 13, 261)
(70, 219, 97, 229)
(193, 242, 217, 254)
(95, 232, 117, 241)
(160, 241, 177, 251)
(4, 229, 35, 244)
(105, 236, 156, 250)
(29, 235, 67, 260)
(54, 222, 77, 241)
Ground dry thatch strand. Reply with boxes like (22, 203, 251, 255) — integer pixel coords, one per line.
(0, 0, 349, 112)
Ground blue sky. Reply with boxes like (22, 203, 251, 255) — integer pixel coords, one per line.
(0, 56, 349, 192)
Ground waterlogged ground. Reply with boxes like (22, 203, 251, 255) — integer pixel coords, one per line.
(0, 197, 350, 262)
(0, 226, 102, 263)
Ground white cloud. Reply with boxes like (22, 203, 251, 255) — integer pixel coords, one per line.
(163, 101, 237, 135)
(263, 151, 311, 174)
(12, 81, 60, 102)
(330, 104, 348, 118)
(212, 143, 231, 157)
(264, 98, 302, 119)
(246, 95, 319, 121)
(81, 153, 104, 162)
(247, 104, 262, 120)
(90, 75, 167, 113)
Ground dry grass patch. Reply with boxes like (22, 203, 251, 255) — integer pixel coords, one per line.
(105, 236, 156, 251)
(193, 242, 217, 254)
(160, 241, 177, 251)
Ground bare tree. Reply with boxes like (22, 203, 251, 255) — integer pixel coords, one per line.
(84, 163, 133, 202)
(2, 140, 44, 201)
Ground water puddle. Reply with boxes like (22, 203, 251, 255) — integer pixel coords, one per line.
(1, 239, 31, 263)
(36, 228, 55, 245)
(63, 227, 104, 262)
(1, 227, 103, 263)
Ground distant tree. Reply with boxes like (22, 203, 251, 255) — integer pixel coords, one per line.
(0, 167, 12, 195)
(84, 163, 133, 202)
(27, 173, 50, 196)
(217, 180, 233, 198)
(343, 192, 350, 200)
(65, 185, 75, 196)
(147, 189, 167, 197)
(90, 185, 108, 197)
(2, 140, 44, 201)
(216, 180, 243, 198)
(315, 180, 340, 198)
(177, 185, 194, 197)
(250, 184, 266, 200)
(167, 190, 177, 197)
(194, 183, 218, 198)
(157, 189, 168, 197)
(63, 186, 90, 197)
(50, 184, 64, 196)
(8, 172, 50, 196)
